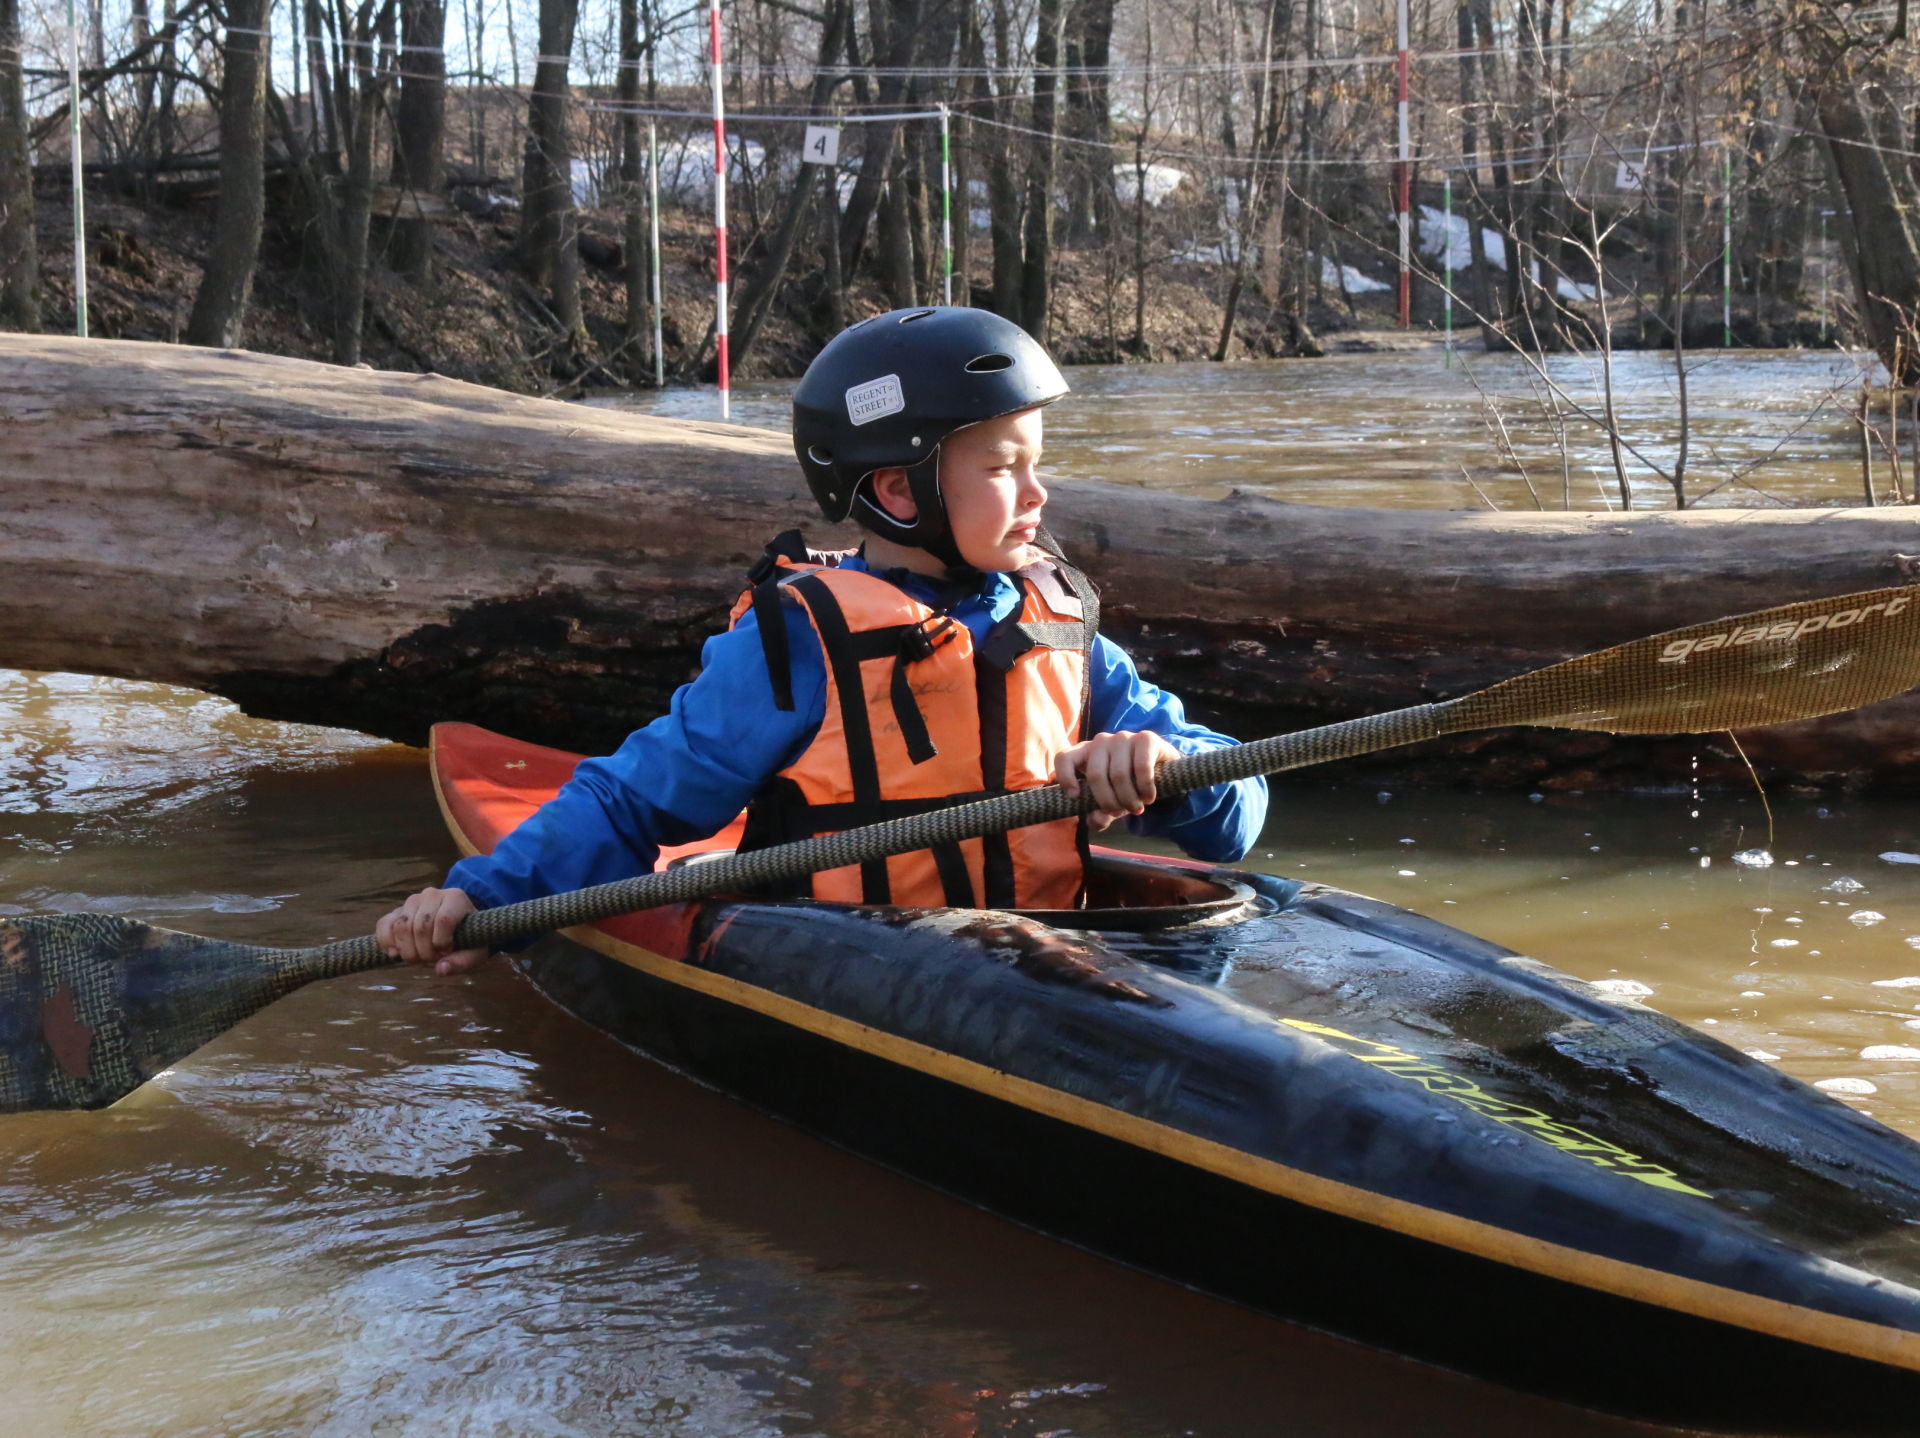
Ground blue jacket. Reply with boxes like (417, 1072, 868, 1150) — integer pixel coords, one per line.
(449, 556, 1268, 910)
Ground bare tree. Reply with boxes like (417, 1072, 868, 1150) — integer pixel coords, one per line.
(0, 0, 37, 330)
(333, 0, 400, 362)
(616, 0, 651, 376)
(185, 0, 270, 346)
(836, 0, 925, 282)
(729, 0, 849, 367)
(390, 0, 448, 278)
(518, 0, 584, 342)
(1017, 0, 1063, 337)
(1797, 4, 1920, 384)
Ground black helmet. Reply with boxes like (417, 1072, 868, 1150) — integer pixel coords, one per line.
(793, 307, 1068, 567)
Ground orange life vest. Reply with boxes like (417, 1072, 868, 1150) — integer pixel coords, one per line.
(728, 531, 1098, 910)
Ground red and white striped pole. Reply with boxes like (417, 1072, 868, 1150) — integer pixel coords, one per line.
(1396, 0, 1411, 329)
(709, 0, 730, 419)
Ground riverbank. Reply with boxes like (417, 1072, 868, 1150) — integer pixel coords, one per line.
(17, 177, 1834, 394)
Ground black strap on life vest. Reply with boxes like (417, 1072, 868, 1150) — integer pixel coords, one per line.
(974, 653, 1017, 909)
(751, 580, 795, 711)
(746, 531, 852, 714)
(889, 614, 954, 765)
(788, 574, 895, 903)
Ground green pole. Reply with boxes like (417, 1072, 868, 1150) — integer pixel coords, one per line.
(648, 120, 663, 388)
(1820, 209, 1831, 346)
(939, 104, 953, 304)
(1444, 172, 1453, 368)
(65, 0, 88, 338)
(1722, 146, 1733, 349)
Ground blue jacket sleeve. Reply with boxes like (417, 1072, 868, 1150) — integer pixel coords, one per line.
(446, 603, 826, 911)
(1086, 635, 1268, 863)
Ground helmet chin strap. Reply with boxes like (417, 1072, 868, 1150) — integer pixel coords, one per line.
(849, 448, 971, 573)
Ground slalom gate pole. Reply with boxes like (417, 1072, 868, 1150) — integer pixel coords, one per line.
(65, 0, 88, 338)
(1444, 172, 1453, 367)
(1395, 0, 1410, 329)
(649, 119, 664, 389)
(940, 104, 954, 305)
(708, 0, 729, 420)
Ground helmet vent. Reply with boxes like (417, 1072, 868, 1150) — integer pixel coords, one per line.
(806, 444, 834, 465)
(965, 353, 1014, 373)
(899, 309, 937, 323)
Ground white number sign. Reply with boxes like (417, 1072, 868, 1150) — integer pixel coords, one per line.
(802, 125, 840, 166)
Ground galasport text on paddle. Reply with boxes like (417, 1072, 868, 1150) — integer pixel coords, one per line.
(5, 583, 1919, 1113)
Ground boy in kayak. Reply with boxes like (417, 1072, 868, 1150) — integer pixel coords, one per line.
(380, 307, 1267, 972)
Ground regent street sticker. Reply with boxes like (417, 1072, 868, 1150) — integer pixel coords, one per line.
(846, 374, 906, 425)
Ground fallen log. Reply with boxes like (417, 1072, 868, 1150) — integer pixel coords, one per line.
(4, 333, 1920, 791)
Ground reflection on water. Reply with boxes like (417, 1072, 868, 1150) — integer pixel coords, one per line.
(1243, 783, 1920, 1126)
(604, 348, 1886, 510)
(2, 670, 1915, 1434)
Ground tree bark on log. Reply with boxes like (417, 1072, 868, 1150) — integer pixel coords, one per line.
(5, 335, 1920, 791)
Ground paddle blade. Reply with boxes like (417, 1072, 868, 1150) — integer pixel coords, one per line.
(0, 914, 308, 1113)
(1444, 585, 1920, 735)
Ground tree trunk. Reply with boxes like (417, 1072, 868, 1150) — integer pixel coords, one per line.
(1062, 0, 1115, 245)
(0, 0, 37, 331)
(7, 334, 1920, 792)
(879, 158, 916, 305)
(952, 0, 983, 305)
(1019, 0, 1064, 341)
(389, 0, 448, 280)
(1510, 0, 1552, 347)
(1469, 0, 1517, 343)
(986, 0, 1022, 321)
(304, 0, 339, 159)
(1455, 0, 1496, 349)
(183, 0, 269, 347)
(836, 0, 921, 280)
(330, 4, 398, 367)
(156, 0, 182, 159)
(729, 1, 847, 369)
(1812, 63, 1920, 385)
(821, 162, 845, 330)
(517, 0, 583, 342)
(618, 0, 649, 377)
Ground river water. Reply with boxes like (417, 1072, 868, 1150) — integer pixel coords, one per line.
(629, 347, 1891, 511)
(7, 352, 1920, 1435)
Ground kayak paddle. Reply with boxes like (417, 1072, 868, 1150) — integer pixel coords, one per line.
(5, 581, 1920, 1114)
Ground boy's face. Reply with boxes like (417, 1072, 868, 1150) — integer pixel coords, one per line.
(938, 407, 1049, 572)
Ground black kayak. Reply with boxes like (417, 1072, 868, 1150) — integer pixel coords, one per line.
(436, 722, 1920, 1432)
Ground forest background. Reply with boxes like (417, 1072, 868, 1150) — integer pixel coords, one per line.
(1, 0, 1918, 395)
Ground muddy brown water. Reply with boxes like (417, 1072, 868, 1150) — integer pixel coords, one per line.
(617, 347, 1887, 510)
(10, 351, 1920, 1435)
(8, 673, 1920, 1436)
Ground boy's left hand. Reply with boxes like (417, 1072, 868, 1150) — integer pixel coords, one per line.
(1055, 731, 1183, 831)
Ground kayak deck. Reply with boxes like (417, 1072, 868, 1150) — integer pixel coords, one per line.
(432, 722, 1920, 1429)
